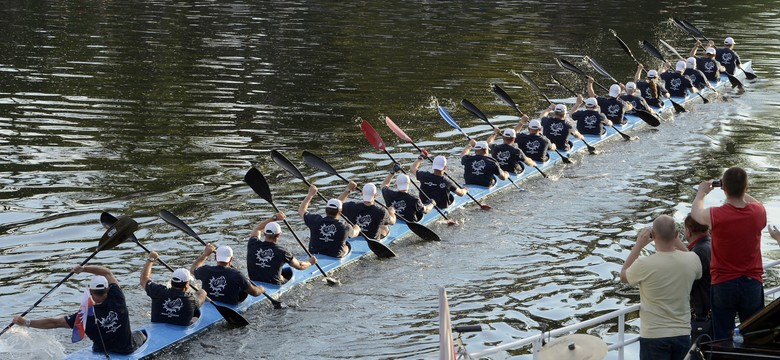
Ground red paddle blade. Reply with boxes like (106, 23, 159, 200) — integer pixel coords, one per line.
(361, 119, 386, 151)
(384, 116, 413, 143)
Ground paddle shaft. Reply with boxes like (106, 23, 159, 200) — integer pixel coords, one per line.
(0, 251, 99, 336)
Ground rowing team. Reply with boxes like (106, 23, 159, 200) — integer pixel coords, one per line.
(6, 36, 749, 357)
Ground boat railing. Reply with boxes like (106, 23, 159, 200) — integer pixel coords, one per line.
(469, 258, 780, 359)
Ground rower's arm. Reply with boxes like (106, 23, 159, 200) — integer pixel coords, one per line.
(572, 129, 584, 140)
(381, 172, 394, 188)
(140, 251, 158, 289)
(290, 256, 316, 270)
(513, 115, 529, 133)
(486, 128, 499, 144)
(689, 40, 701, 57)
(190, 243, 215, 274)
(634, 64, 643, 82)
(454, 187, 468, 196)
(690, 181, 713, 226)
(298, 185, 318, 217)
(337, 181, 357, 202)
(13, 315, 69, 330)
(572, 95, 584, 112)
(460, 139, 476, 157)
(246, 283, 266, 297)
(410, 158, 424, 178)
(586, 77, 596, 98)
(74, 265, 117, 285)
(251, 213, 284, 238)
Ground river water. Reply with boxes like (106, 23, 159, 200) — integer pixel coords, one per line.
(1, 1, 779, 359)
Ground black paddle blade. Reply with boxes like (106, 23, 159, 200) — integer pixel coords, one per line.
(641, 40, 666, 62)
(244, 167, 274, 204)
(212, 302, 250, 326)
(271, 150, 309, 184)
(610, 29, 637, 59)
(612, 126, 633, 141)
(302, 151, 340, 177)
(100, 212, 139, 244)
(159, 209, 204, 244)
(586, 57, 617, 83)
(670, 99, 687, 113)
(405, 222, 440, 241)
(97, 215, 138, 251)
(490, 84, 522, 115)
(725, 73, 744, 89)
(634, 110, 661, 127)
(555, 150, 573, 164)
(679, 19, 709, 42)
(557, 58, 586, 77)
(582, 139, 597, 155)
(460, 99, 489, 122)
(743, 71, 758, 80)
(365, 238, 397, 258)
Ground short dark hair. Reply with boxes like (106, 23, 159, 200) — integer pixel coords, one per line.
(722, 167, 748, 197)
(170, 281, 187, 289)
(325, 207, 339, 217)
(684, 214, 709, 234)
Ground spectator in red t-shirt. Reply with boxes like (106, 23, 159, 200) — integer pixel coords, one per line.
(691, 167, 767, 340)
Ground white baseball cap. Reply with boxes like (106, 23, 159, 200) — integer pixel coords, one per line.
(647, 69, 658, 78)
(326, 198, 342, 210)
(474, 141, 488, 150)
(585, 97, 598, 108)
(502, 128, 516, 138)
(724, 37, 735, 45)
(432, 155, 447, 171)
(362, 183, 377, 202)
(89, 275, 108, 290)
(264, 221, 281, 235)
(171, 268, 191, 283)
(626, 82, 636, 91)
(554, 104, 567, 113)
(706, 47, 716, 55)
(216, 245, 233, 262)
(686, 57, 697, 69)
(676, 60, 687, 72)
(528, 119, 542, 130)
(396, 174, 410, 191)
(608, 84, 620, 97)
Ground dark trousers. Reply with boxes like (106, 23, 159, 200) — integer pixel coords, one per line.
(711, 276, 764, 340)
(639, 335, 690, 360)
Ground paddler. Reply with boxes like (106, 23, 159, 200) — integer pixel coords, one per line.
(140, 254, 206, 326)
(460, 139, 508, 187)
(539, 100, 587, 151)
(246, 212, 317, 284)
(298, 185, 360, 258)
(487, 119, 538, 173)
(190, 244, 267, 305)
(619, 82, 655, 115)
(659, 60, 698, 98)
(12, 265, 147, 355)
(587, 78, 632, 125)
(410, 155, 467, 209)
(516, 119, 555, 163)
(684, 56, 715, 91)
(381, 164, 435, 223)
(690, 41, 724, 82)
(571, 97, 612, 136)
(339, 182, 396, 239)
(634, 65, 670, 108)
(716, 37, 742, 75)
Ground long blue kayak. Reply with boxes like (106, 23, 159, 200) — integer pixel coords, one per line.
(65, 62, 751, 359)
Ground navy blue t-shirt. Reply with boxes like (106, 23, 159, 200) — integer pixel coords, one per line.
(619, 94, 651, 113)
(65, 284, 136, 354)
(696, 57, 721, 81)
(381, 187, 425, 222)
(193, 265, 253, 305)
(303, 212, 351, 258)
(636, 80, 667, 108)
(660, 71, 694, 97)
(716, 48, 740, 75)
(596, 97, 628, 124)
(342, 201, 391, 239)
(684, 68, 709, 89)
(489, 143, 527, 173)
(515, 133, 550, 162)
(247, 237, 294, 284)
(415, 170, 458, 209)
(540, 117, 574, 151)
(572, 109, 608, 135)
(145, 281, 200, 326)
(460, 154, 502, 187)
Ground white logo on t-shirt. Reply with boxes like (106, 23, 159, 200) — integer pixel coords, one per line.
(319, 224, 337, 242)
(208, 276, 227, 297)
(97, 311, 121, 334)
(255, 248, 274, 268)
(162, 298, 183, 318)
(470, 159, 486, 175)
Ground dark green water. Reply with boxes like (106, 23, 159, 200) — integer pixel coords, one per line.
(1, 1, 779, 359)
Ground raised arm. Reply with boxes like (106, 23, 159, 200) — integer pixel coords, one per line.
(513, 114, 529, 133)
(190, 243, 216, 274)
(586, 76, 597, 98)
(460, 139, 477, 157)
(251, 212, 286, 238)
(140, 251, 159, 288)
(74, 264, 117, 285)
(298, 185, 318, 217)
(410, 157, 425, 178)
(634, 64, 644, 82)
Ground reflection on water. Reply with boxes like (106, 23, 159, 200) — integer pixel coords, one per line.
(1, 0, 780, 359)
